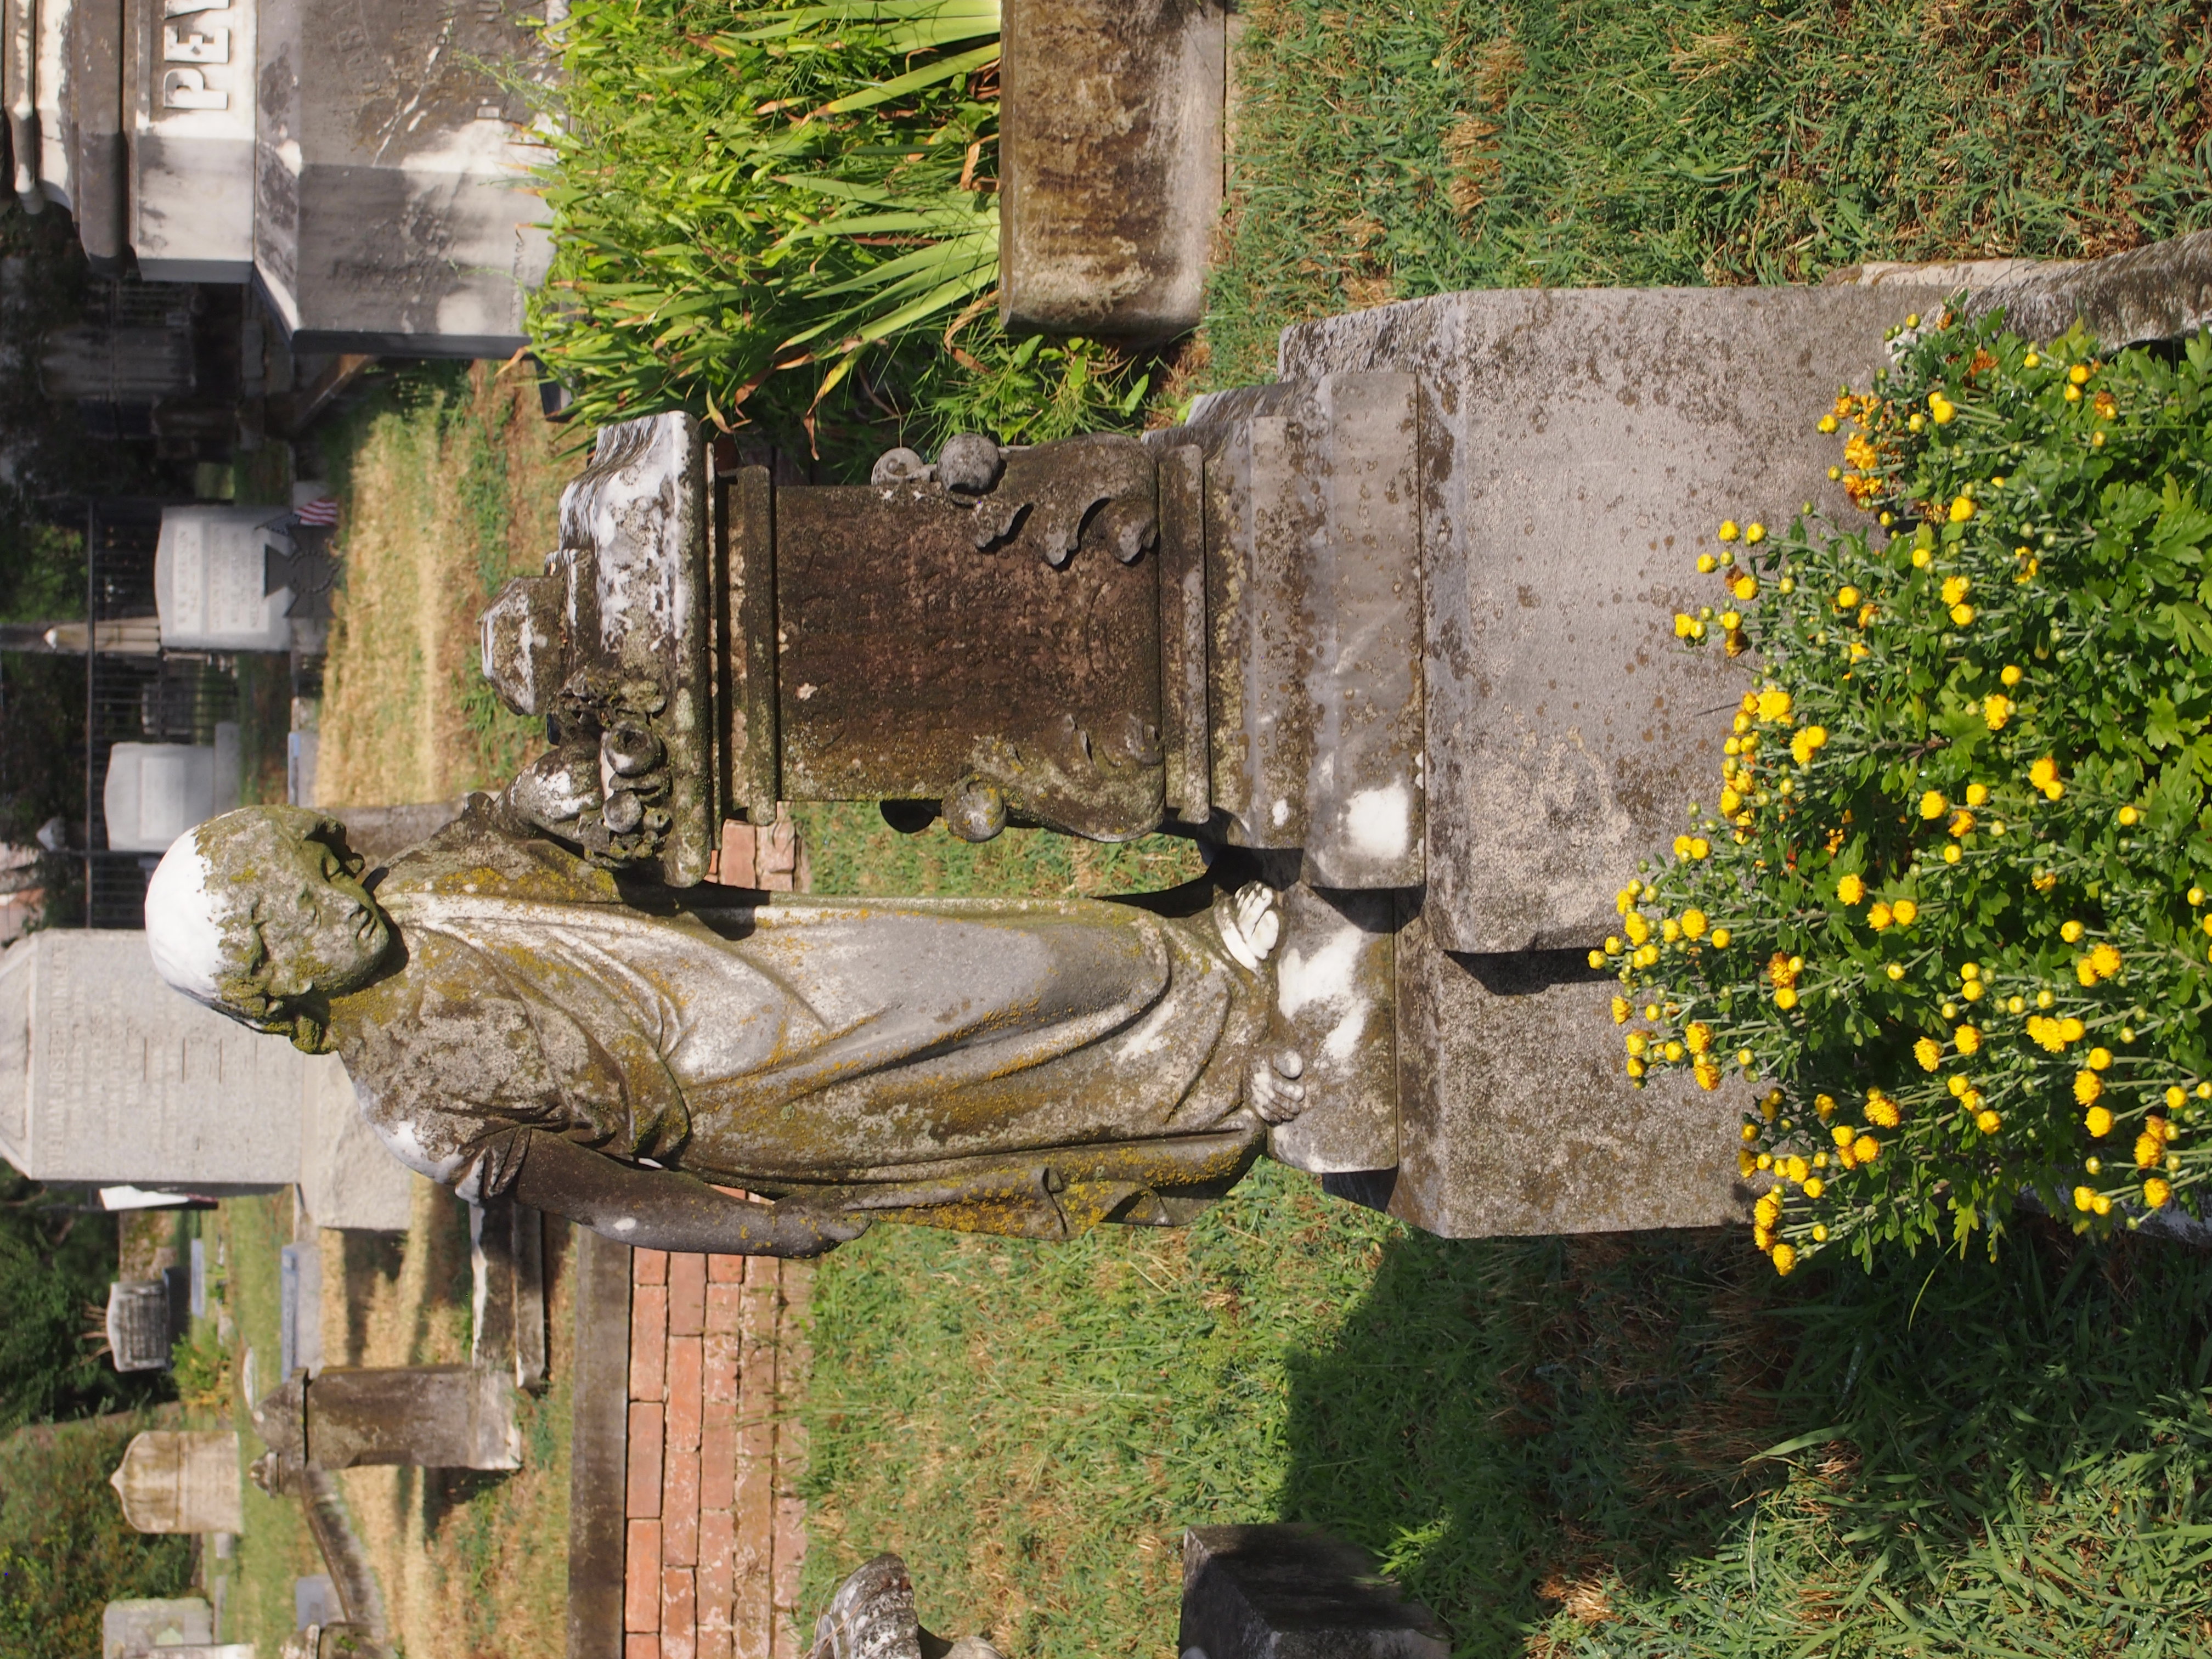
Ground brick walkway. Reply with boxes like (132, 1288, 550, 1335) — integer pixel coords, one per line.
(623, 1248, 811, 1659)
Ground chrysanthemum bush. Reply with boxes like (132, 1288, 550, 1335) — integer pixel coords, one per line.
(1603, 310, 2212, 1274)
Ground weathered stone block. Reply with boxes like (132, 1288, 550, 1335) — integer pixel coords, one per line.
(1388, 907, 1748, 1237)
(1180, 1524, 1447, 1659)
(1000, 0, 1224, 340)
(1280, 284, 1948, 953)
(109, 1430, 243, 1534)
(125, 0, 258, 281)
(252, 0, 556, 355)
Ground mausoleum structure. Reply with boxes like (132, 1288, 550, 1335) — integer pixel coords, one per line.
(6, 0, 557, 356)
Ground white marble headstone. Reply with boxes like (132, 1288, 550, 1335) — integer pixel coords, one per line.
(155, 506, 292, 651)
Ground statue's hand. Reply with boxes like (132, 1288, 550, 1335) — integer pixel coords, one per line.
(1250, 1046, 1307, 1124)
(768, 1201, 871, 1258)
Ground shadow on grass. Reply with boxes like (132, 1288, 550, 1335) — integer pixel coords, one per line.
(1276, 1221, 2212, 1656)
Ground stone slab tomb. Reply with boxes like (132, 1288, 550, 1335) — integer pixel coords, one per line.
(476, 235, 2210, 1240)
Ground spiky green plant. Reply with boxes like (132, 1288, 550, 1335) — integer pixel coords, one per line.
(527, 0, 1146, 460)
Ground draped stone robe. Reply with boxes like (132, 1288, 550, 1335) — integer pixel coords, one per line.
(332, 804, 1269, 1239)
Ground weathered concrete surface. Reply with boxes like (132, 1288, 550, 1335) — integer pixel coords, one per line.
(1180, 1524, 1447, 1659)
(252, 0, 556, 356)
(1829, 228, 2212, 348)
(1000, 0, 1224, 340)
(1389, 907, 1749, 1237)
(1282, 284, 1944, 953)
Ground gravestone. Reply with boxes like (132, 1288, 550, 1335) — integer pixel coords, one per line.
(0, 926, 415, 1226)
(1180, 1526, 1447, 1659)
(127, 0, 258, 283)
(104, 1276, 177, 1371)
(156, 505, 296, 652)
(102, 730, 243, 853)
(3, 1, 558, 349)
(253, 1365, 521, 1480)
(109, 1429, 244, 1534)
(279, 1239, 320, 1378)
(0, 928, 304, 1186)
(102, 1597, 212, 1658)
(252, 0, 558, 355)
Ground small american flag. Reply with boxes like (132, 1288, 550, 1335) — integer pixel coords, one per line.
(294, 497, 340, 527)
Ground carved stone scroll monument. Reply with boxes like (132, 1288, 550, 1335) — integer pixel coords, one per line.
(109, 1429, 244, 1535)
(141, 233, 2212, 1251)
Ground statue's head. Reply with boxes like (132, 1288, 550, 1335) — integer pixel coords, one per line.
(144, 806, 394, 1051)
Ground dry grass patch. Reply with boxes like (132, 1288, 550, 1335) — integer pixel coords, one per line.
(317, 363, 569, 808)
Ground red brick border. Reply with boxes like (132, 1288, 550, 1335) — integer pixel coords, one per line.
(625, 1247, 811, 1659)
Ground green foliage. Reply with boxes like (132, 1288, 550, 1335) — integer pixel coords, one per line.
(1607, 317, 2212, 1271)
(528, 0, 1145, 463)
(0, 1416, 195, 1659)
(0, 505, 84, 625)
(1209, 0, 2212, 388)
(803, 1163, 2212, 1658)
(0, 1177, 164, 1430)
(165, 1322, 232, 1412)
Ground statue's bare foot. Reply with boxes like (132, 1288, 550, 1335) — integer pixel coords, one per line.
(1217, 881, 1282, 972)
(1251, 1046, 1307, 1124)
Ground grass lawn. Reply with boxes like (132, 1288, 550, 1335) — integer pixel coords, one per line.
(314, 362, 571, 808)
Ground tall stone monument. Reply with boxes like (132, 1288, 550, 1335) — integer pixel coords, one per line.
(0, 927, 410, 1225)
(4, 0, 557, 354)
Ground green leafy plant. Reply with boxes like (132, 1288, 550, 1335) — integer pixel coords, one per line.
(166, 1322, 233, 1412)
(0, 1418, 194, 1659)
(1601, 312, 2212, 1272)
(527, 0, 1146, 459)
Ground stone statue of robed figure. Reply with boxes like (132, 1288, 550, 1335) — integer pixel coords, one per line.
(142, 801, 1305, 1257)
